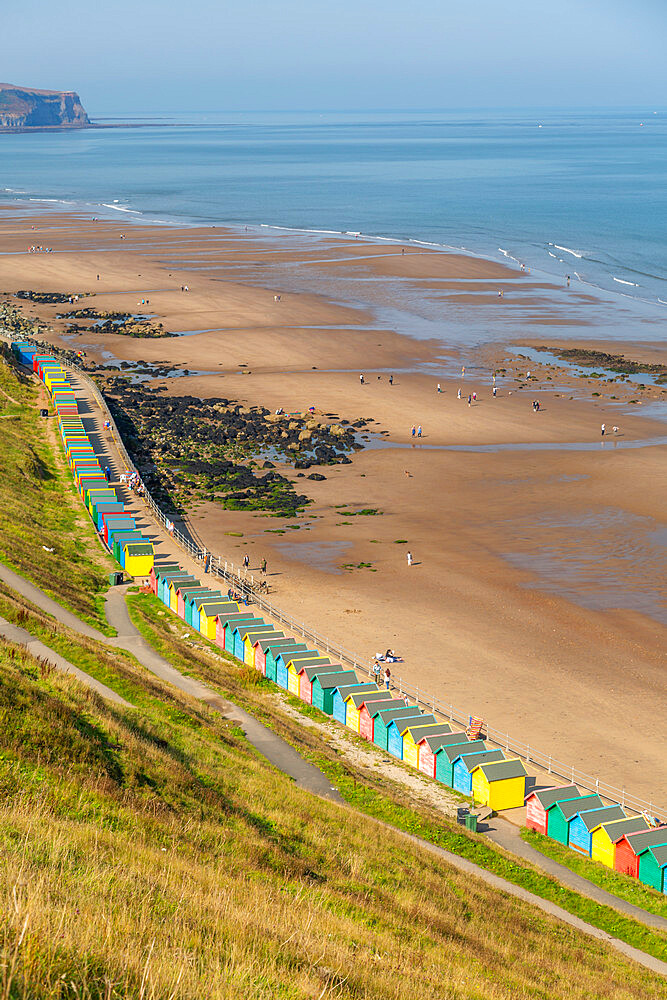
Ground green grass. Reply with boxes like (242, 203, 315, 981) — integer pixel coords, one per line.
(0, 354, 114, 631)
(124, 595, 667, 965)
(0, 607, 664, 998)
(521, 828, 667, 920)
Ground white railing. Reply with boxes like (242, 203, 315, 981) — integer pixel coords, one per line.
(6, 329, 665, 824)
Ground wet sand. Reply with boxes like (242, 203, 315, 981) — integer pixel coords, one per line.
(1, 209, 665, 807)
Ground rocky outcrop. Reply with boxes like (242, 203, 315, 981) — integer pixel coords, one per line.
(0, 83, 89, 129)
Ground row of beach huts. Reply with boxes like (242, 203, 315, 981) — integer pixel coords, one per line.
(15, 341, 667, 896)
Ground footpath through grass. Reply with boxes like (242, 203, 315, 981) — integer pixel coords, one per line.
(0, 353, 113, 631)
(3, 609, 665, 997)
(521, 827, 667, 921)
(125, 592, 667, 965)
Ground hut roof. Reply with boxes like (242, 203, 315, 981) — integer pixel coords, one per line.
(403, 722, 451, 742)
(191, 592, 225, 608)
(596, 816, 647, 842)
(623, 828, 667, 853)
(645, 844, 667, 867)
(124, 542, 154, 555)
(335, 683, 377, 702)
(527, 785, 580, 809)
(437, 739, 487, 762)
(287, 656, 330, 671)
(458, 749, 505, 773)
(548, 794, 603, 821)
(346, 689, 391, 708)
(312, 670, 358, 691)
(473, 758, 527, 781)
(372, 705, 421, 723)
(299, 662, 341, 682)
(420, 731, 470, 752)
(389, 713, 436, 737)
(575, 805, 625, 832)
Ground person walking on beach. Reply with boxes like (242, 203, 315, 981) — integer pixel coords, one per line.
(467, 394, 472, 406)
(384, 666, 392, 690)
(260, 558, 267, 575)
(567, 274, 571, 287)
(406, 550, 413, 567)
(457, 388, 461, 399)
(389, 374, 393, 385)
(493, 386, 497, 397)
(601, 423, 606, 436)
(373, 660, 382, 686)
(461, 366, 465, 377)
(437, 383, 441, 393)
(417, 425, 422, 437)
(411, 425, 416, 437)
(243, 553, 249, 570)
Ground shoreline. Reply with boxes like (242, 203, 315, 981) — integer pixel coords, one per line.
(1, 208, 665, 803)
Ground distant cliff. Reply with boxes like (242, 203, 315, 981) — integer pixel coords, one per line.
(0, 83, 90, 129)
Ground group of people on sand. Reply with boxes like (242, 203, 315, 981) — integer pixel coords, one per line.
(27, 245, 53, 253)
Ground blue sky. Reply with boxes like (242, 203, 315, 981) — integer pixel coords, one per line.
(3, 0, 665, 113)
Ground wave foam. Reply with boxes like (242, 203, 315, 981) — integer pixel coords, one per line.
(613, 277, 639, 287)
(102, 203, 141, 215)
(551, 243, 582, 258)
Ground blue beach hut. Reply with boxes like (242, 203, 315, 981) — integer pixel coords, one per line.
(386, 713, 436, 760)
(568, 804, 625, 856)
(452, 749, 505, 795)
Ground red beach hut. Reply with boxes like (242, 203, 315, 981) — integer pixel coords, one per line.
(525, 784, 580, 836)
(615, 827, 667, 879)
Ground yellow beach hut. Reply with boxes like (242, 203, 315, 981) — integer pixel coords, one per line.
(288, 656, 331, 696)
(471, 758, 527, 811)
(402, 723, 452, 770)
(244, 629, 283, 666)
(345, 689, 393, 733)
(123, 541, 155, 578)
(169, 576, 198, 612)
(590, 815, 648, 869)
(200, 601, 239, 641)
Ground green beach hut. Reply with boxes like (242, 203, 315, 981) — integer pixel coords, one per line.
(638, 843, 667, 893)
(311, 670, 359, 715)
(545, 794, 604, 846)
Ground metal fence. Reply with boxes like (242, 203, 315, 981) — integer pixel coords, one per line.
(6, 330, 665, 824)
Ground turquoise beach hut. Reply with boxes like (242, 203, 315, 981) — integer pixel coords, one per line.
(434, 739, 488, 787)
(264, 642, 307, 683)
(372, 706, 422, 751)
(311, 670, 358, 715)
(331, 683, 378, 726)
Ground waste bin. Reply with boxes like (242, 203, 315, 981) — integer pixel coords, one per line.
(464, 813, 478, 833)
(108, 571, 124, 586)
(40, 408, 48, 418)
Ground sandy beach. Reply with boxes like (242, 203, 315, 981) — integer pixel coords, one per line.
(1, 208, 665, 806)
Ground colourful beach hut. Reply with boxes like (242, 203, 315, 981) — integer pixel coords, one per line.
(471, 758, 527, 811)
(169, 576, 199, 612)
(544, 794, 604, 847)
(93, 502, 124, 529)
(453, 749, 505, 795)
(525, 785, 580, 836)
(124, 541, 154, 578)
(150, 562, 179, 596)
(358, 698, 404, 742)
(221, 613, 262, 652)
(287, 655, 330, 694)
(434, 738, 488, 787)
(418, 731, 469, 779)
(331, 683, 378, 726)
(387, 714, 437, 760)
(615, 828, 667, 879)
(245, 629, 283, 666)
(638, 844, 667, 893)
(372, 706, 422, 751)
(344, 689, 393, 733)
(233, 622, 269, 661)
(568, 804, 625, 856)
(160, 571, 191, 606)
(202, 598, 238, 642)
(402, 723, 452, 770)
(590, 815, 648, 869)
(262, 641, 303, 682)
(253, 636, 296, 675)
(176, 585, 207, 620)
(311, 670, 358, 715)
(297, 661, 342, 703)
(274, 648, 320, 685)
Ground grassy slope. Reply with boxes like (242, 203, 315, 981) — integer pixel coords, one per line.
(521, 828, 667, 920)
(123, 594, 667, 965)
(0, 624, 665, 1000)
(0, 352, 113, 630)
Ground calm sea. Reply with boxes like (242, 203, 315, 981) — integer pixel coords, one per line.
(2, 108, 666, 340)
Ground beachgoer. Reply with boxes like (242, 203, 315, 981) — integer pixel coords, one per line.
(385, 648, 392, 659)
(613, 425, 619, 434)
(461, 366, 465, 377)
(467, 394, 472, 406)
(472, 392, 476, 401)
(567, 274, 571, 286)
(411, 425, 416, 437)
(260, 558, 267, 574)
(360, 373, 365, 385)
(417, 425, 422, 437)
(406, 551, 413, 567)
(243, 554, 249, 569)
(389, 374, 393, 385)
(493, 386, 497, 397)
(457, 388, 461, 400)
(384, 666, 391, 690)
(373, 661, 382, 686)
(601, 423, 605, 436)
(437, 383, 441, 393)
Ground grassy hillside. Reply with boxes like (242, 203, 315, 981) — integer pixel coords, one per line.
(0, 350, 113, 629)
(1, 626, 665, 1000)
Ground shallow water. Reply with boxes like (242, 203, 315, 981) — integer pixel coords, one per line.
(364, 435, 667, 454)
(500, 508, 667, 626)
(271, 539, 352, 575)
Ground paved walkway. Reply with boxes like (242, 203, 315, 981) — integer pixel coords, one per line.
(0, 559, 665, 975)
